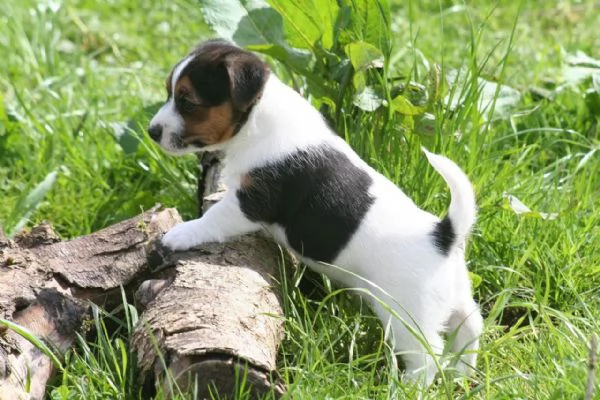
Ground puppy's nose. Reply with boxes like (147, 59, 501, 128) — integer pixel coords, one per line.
(148, 124, 163, 142)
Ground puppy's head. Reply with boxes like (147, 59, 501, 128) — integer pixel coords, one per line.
(148, 40, 269, 154)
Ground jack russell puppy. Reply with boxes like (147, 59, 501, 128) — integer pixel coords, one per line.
(147, 39, 483, 386)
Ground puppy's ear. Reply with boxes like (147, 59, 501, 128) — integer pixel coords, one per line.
(224, 53, 269, 112)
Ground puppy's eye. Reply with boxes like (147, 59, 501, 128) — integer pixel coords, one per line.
(178, 97, 198, 114)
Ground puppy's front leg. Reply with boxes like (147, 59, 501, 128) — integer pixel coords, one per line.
(162, 193, 261, 251)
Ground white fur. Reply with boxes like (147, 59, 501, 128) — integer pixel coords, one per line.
(159, 74, 483, 386)
(422, 148, 476, 242)
(149, 55, 196, 155)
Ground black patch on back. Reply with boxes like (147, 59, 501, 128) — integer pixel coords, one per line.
(237, 145, 374, 263)
(431, 216, 456, 255)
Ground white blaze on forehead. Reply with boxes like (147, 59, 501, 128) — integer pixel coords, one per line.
(171, 55, 195, 93)
(148, 55, 197, 153)
(150, 56, 194, 134)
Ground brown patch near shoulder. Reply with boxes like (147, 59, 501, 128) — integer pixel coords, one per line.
(240, 173, 252, 189)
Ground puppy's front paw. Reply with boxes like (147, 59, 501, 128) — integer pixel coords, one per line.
(161, 221, 202, 251)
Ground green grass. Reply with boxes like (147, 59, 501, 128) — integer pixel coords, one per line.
(1, 0, 599, 399)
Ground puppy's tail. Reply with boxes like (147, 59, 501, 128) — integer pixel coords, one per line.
(422, 148, 476, 254)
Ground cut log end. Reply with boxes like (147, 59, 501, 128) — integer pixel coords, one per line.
(162, 353, 285, 399)
(0, 289, 88, 400)
(0, 206, 180, 400)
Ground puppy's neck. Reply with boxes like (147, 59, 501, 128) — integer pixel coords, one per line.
(222, 75, 330, 173)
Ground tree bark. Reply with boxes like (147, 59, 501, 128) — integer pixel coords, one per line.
(0, 154, 287, 399)
(131, 153, 286, 399)
(0, 207, 179, 400)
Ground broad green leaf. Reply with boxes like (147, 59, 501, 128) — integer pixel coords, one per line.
(446, 69, 521, 121)
(345, 41, 384, 71)
(333, 4, 353, 46)
(399, 114, 414, 132)
(201, 0, 276, 46)
(200, 0, 314, 79)
(8, 171, 58, 236)
(338, 0, 391, 57)
(391, 95, 426, 116)
(353, 86, 383, 112)
(268, 0, 338, 49)
(314, 0, 339, 49)
(200, 0, 308, 66)
(352, 71, 367, 91)
(345, 41, 384, 91)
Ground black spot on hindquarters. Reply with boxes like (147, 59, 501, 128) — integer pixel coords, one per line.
(431, 216, 456, 255)
(237, 145, 374, 263)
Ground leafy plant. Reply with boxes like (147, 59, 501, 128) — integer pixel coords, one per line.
(199, 0, 443, 140)
(1, 0, 599, 398)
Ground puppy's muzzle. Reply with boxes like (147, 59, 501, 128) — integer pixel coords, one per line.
(148, 124, 163, 142)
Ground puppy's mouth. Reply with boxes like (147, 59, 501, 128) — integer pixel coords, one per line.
(182, 136, 208, 148)
(147, 130, 195, 155)
(155, 133, 211, 156)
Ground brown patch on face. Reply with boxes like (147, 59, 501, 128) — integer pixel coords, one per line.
(175, 75, 201, 104)
(182, 101, 236, 146)
(174, 71, 238, 147)
(164, 40, 270, 149)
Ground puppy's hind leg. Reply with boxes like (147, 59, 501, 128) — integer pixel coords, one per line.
(446, 296, 483, 376)
(395, 325, 444, 387)
(373, 303, 443, 387)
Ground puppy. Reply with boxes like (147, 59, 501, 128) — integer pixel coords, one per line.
(148, 39, 483, 386)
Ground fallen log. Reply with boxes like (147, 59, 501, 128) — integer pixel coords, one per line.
(0, 153, 287, 399)
(0, 207, 179, 400)
(132, 236, 286, 399)
(132, 153, 286, 398)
